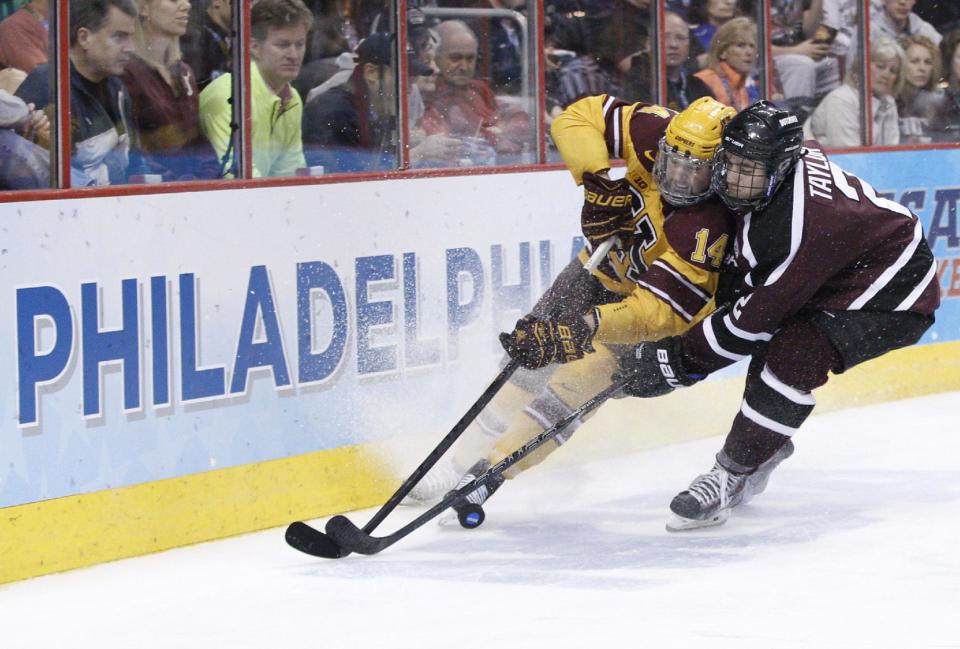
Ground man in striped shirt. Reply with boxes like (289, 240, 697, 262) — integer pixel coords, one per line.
(616, 100, 940, 531)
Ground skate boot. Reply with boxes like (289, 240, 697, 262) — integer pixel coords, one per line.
(402, 460, 461, 505)
(440, 459, 505, 529)
(666, 440, 794, 532)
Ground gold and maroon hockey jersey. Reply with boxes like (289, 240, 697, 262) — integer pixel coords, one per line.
(551, 94, 735, 344)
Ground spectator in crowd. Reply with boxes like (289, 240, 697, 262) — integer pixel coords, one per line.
(488, 0, 527, 95)
(302, 32, 453, 171)
(821, 0, 859, 69)
(0, 88, 49, 189)
(804, 36, 905, 147)
(771, 0, 840, 111)
(200, 0, 313, 177)
(0, 0, 48, 73)
(872, 0, 941, 47)
(897, 34, 943, 143)
(688, 0, 737, 53)
(420, 19, 530, 165)
(694, 16, 756, 111)
(592, 0, 650, 94)
(17, 0, 138, 185)
(662, 11, 713, 111)
(929, 29, 960, 142)
(181, 0, 232, 89)
(543, 7, 614, 120)
(123, 0, 220, 180)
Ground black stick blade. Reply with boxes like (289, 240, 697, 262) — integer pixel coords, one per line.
(325, 515, 388, 555)
(285, 521, 348, 559)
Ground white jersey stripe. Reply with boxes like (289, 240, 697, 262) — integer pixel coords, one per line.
(895, 258, 938, 311)
(612, 107, 623, 158)
(601, 95, 615, 119)
(636, 280, 695, 322)
(741, 400, 799, 436)
(652, 259, 711, 301)
(760, 365, 816, 405)
(741, 211, 757, 287)
(703, 313, 746, 361)
(723, 313, 773, 342)
(764, 161, 806, 286)
(848, 218, 923, 309)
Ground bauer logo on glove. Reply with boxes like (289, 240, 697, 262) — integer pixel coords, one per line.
(580, 171, 635, 248)
(614, 336, 705, 398)
(500, 315, 595, 370)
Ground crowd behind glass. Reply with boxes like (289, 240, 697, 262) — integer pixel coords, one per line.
(1, 0, 959, 190)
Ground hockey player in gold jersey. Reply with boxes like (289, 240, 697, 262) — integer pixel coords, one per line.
(418, 96, 737, 527)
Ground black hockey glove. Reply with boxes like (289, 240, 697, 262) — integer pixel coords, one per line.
(580, 171, 634, 248)
(614, 336, 705, 398)
(499, 315, 595, 370)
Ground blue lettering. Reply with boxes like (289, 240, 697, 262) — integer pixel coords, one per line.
(81, 279, 140, 418)
(356, 255, 397, 375)
(570, 236, 586, 262)
(403, 252, 440, 368)
(179, 273, 226, 402)
(150, 276, 170, 407)
(900, 189, 926, 215)
(446, 247, 485, 361)
(538, 240, 553, 295)
(928, 188, 960, 250)
(16, 286, 73, 427)
(297, 261, 348, 384)
(231, 266, 290, 393)
(491, 243, 532, 337)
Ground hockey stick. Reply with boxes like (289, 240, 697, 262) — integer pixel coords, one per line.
(286, 238, 617, 559)
(286, 357, 521, 558)
(324, 379, 626, 556)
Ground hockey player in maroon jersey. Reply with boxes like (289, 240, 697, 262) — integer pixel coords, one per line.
(615, 101, 941, 531)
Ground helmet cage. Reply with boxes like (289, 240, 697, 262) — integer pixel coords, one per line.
(653, 137, 713, 207)
(710, 146, 794, 214)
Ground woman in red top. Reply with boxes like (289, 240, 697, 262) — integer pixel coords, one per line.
(123, 0, 220, 180)
(694, 16, 756, 112)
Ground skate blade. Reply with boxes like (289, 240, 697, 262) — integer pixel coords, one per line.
(665, 509, 730, 532)
(437, 510, 460, 527)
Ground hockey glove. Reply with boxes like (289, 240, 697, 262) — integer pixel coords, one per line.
(614, 336, 705, 398)
(580, 171, 634, 248)
(499, 315, 595, 370)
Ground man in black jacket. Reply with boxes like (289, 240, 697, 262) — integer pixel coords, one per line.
(16, 0, 137, 185)
(616, 101, 940, 531)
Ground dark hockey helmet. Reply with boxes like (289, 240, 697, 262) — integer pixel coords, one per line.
(710, 100, 804, 213)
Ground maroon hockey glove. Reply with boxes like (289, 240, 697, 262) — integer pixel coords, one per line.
(499, 315, 595, 370)
(614, 336, 705, 398)
(580, 171, 635, 248)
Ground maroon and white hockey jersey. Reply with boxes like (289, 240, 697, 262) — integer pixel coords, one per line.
(683, 142, 941, 373)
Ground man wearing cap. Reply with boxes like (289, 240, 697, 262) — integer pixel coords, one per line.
(302, 31, 460, 172)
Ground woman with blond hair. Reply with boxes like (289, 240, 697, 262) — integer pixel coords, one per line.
(897, 35, 944, 143)
(803, 36, 905, 147)
(122, 0, 219, 180)
(694, 16, 756, 111)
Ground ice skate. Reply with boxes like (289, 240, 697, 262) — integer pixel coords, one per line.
(666, 440, 794, 532)
(402, 460, 461, 505)
(438, 459, 505, 529)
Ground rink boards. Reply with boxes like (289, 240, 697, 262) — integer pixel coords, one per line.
(2, 149, 960, 583)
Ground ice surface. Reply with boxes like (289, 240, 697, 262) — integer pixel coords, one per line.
(2, 392, 959, 648)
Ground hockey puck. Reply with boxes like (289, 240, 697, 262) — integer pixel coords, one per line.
(457, 503, 485, 529)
